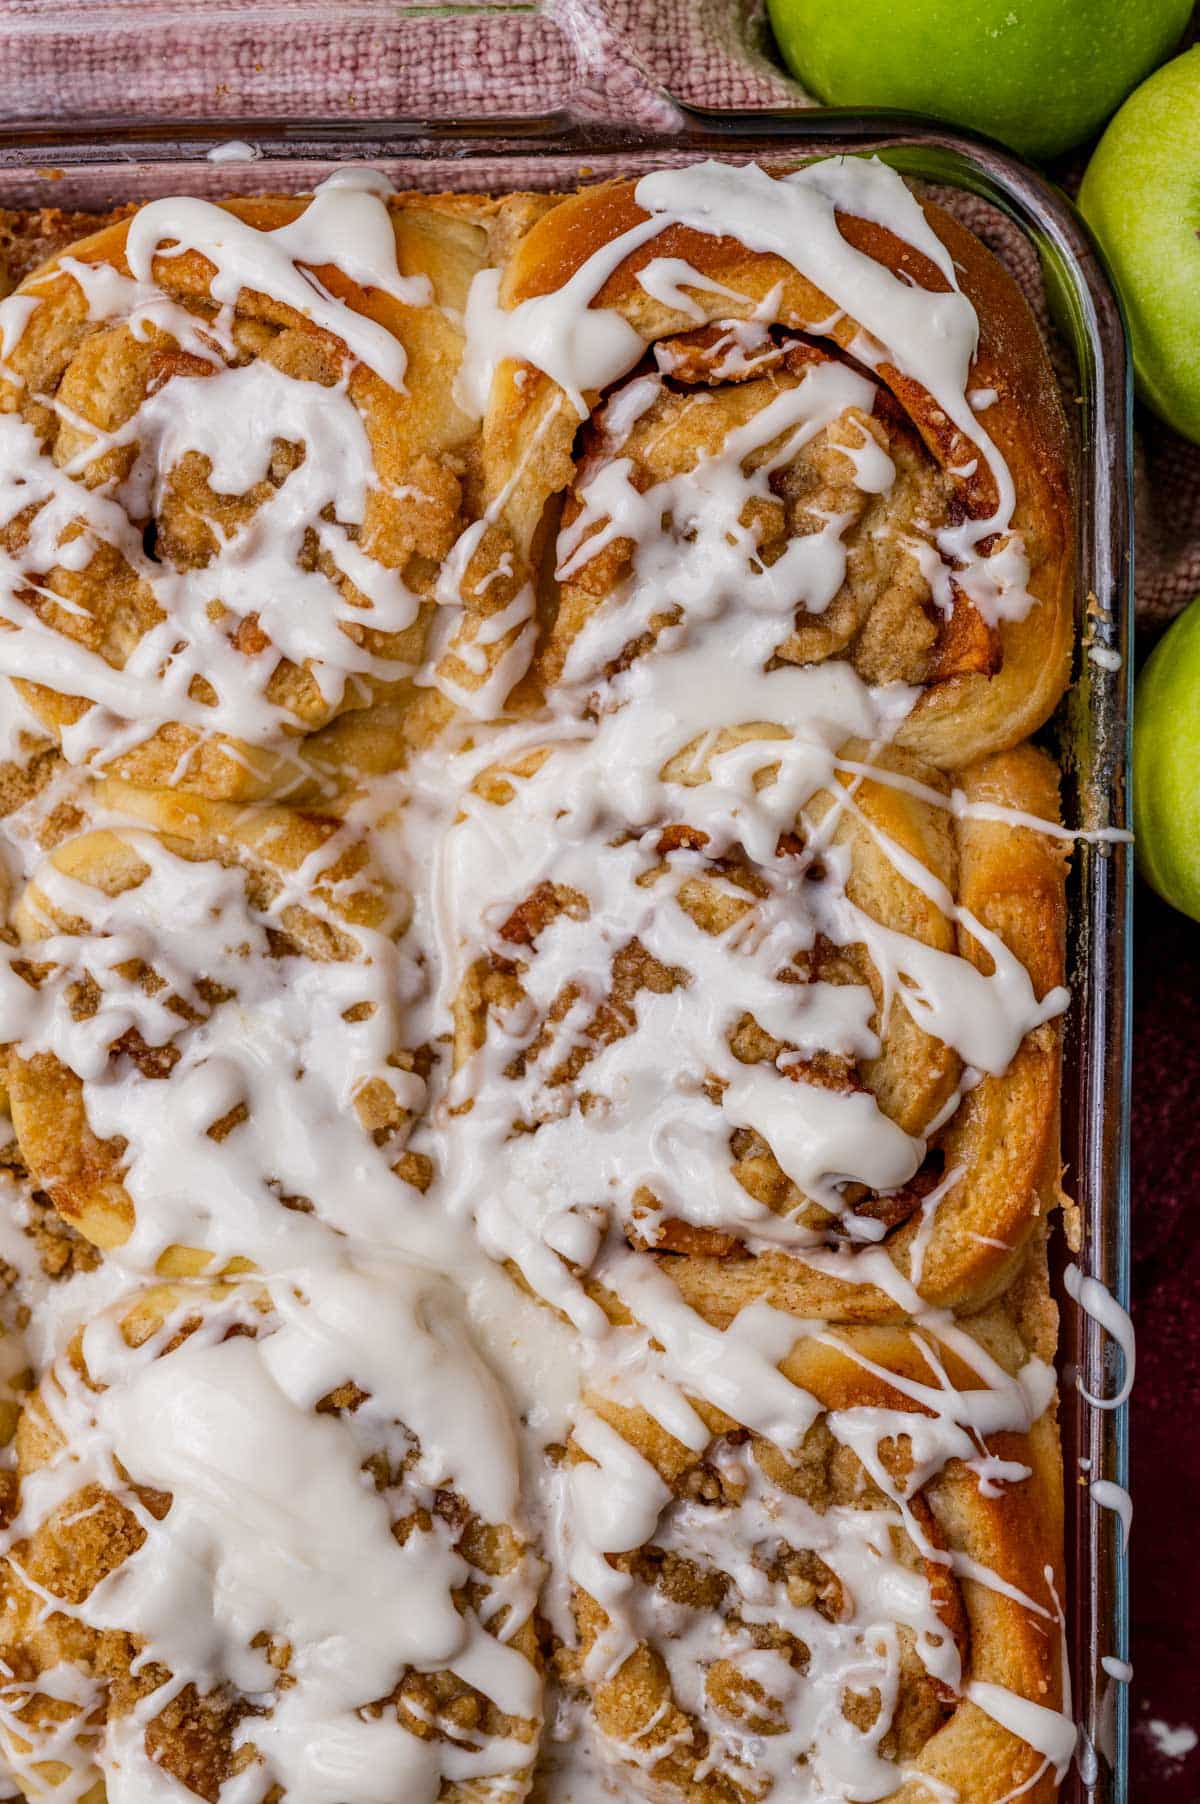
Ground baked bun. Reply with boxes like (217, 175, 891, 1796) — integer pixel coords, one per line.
(443, 700, 1066, 1329)
(441, 162, 1072, 768)
(554, 1267, 1067, 1804)
(2, 780, 422, 1262)
(0, 1272, 542, 1802)
(0, 192, 498, 800)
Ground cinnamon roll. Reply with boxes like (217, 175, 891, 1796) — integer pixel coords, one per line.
(1, 781, 423, 1264)
(0, 1273, 542, 1803)
(554, 1273, 1067, 1804)
(0, 190, 509, 801)
(439, 161, 1072, 770)
(441, 716, 1066, 1328)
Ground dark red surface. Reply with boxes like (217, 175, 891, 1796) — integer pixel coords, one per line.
(1129, 878, 1200, 1795)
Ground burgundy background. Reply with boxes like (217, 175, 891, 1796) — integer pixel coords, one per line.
(1130, 836, 1200, 1795)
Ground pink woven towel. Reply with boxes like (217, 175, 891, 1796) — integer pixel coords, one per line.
(0, 0, 1186, 626)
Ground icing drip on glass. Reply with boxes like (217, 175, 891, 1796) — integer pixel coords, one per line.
(1064, 1264, 1136, 1411)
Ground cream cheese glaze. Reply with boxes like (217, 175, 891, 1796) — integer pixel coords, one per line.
(0, 156, 1102, 1804)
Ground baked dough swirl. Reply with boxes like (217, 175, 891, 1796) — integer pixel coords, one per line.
(442, 163, 1072, 769)
(447, 734, 1066, 1324)
(0, 192, 497, 800)
(0, 1277, 543, 1804)
(557, 1284, 1066, 1804)
(1, 782, 423, 1264)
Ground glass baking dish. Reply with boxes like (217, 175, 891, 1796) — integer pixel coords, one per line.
(0, 89, 1133, 1804)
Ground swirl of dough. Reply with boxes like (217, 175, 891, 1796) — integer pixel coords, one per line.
(2, 781, 425, 1269)
(560, 1299, 1065, 1804)
(0, 1272, 543, 1804)
(0, 187, 500, 801)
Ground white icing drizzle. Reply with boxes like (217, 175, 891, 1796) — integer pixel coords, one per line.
(634, 257, 749, 321)
(1087, 645, 1122, 672)
(655, 316, 780, 381)
(205, 141, 262, 164)
(1064, 1264, 1136, 1410)
(0, 154, 1078, 1804)
(835, 754, 1134, 846)
(1090, 1478, 1132, 1552)
(9, 1273, 541, 1804)
(967, 1682, 1076, 1773)
(577, 1436, 963, 1794)
(124, 183, 429, 389)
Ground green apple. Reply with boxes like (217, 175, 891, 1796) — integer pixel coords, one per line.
(1080, 48, 1200, 442)
(1134, 596, 1200, 920)
(767, 0, 1190, 161)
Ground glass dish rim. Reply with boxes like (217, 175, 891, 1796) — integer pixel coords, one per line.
(0, 108, 1134, 1804)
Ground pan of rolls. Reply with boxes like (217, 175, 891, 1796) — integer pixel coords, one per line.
(0, 154, 1092, 1804)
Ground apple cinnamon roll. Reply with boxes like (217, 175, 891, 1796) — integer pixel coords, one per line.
(0, 185, 501, 801)
(439, 161, 1072, 768)
(0, 780, 424, 1267)
(555, 1276, 1068, 1804)
(442, 725, 1066, 1327)
(0, 1271, 542, 1804)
